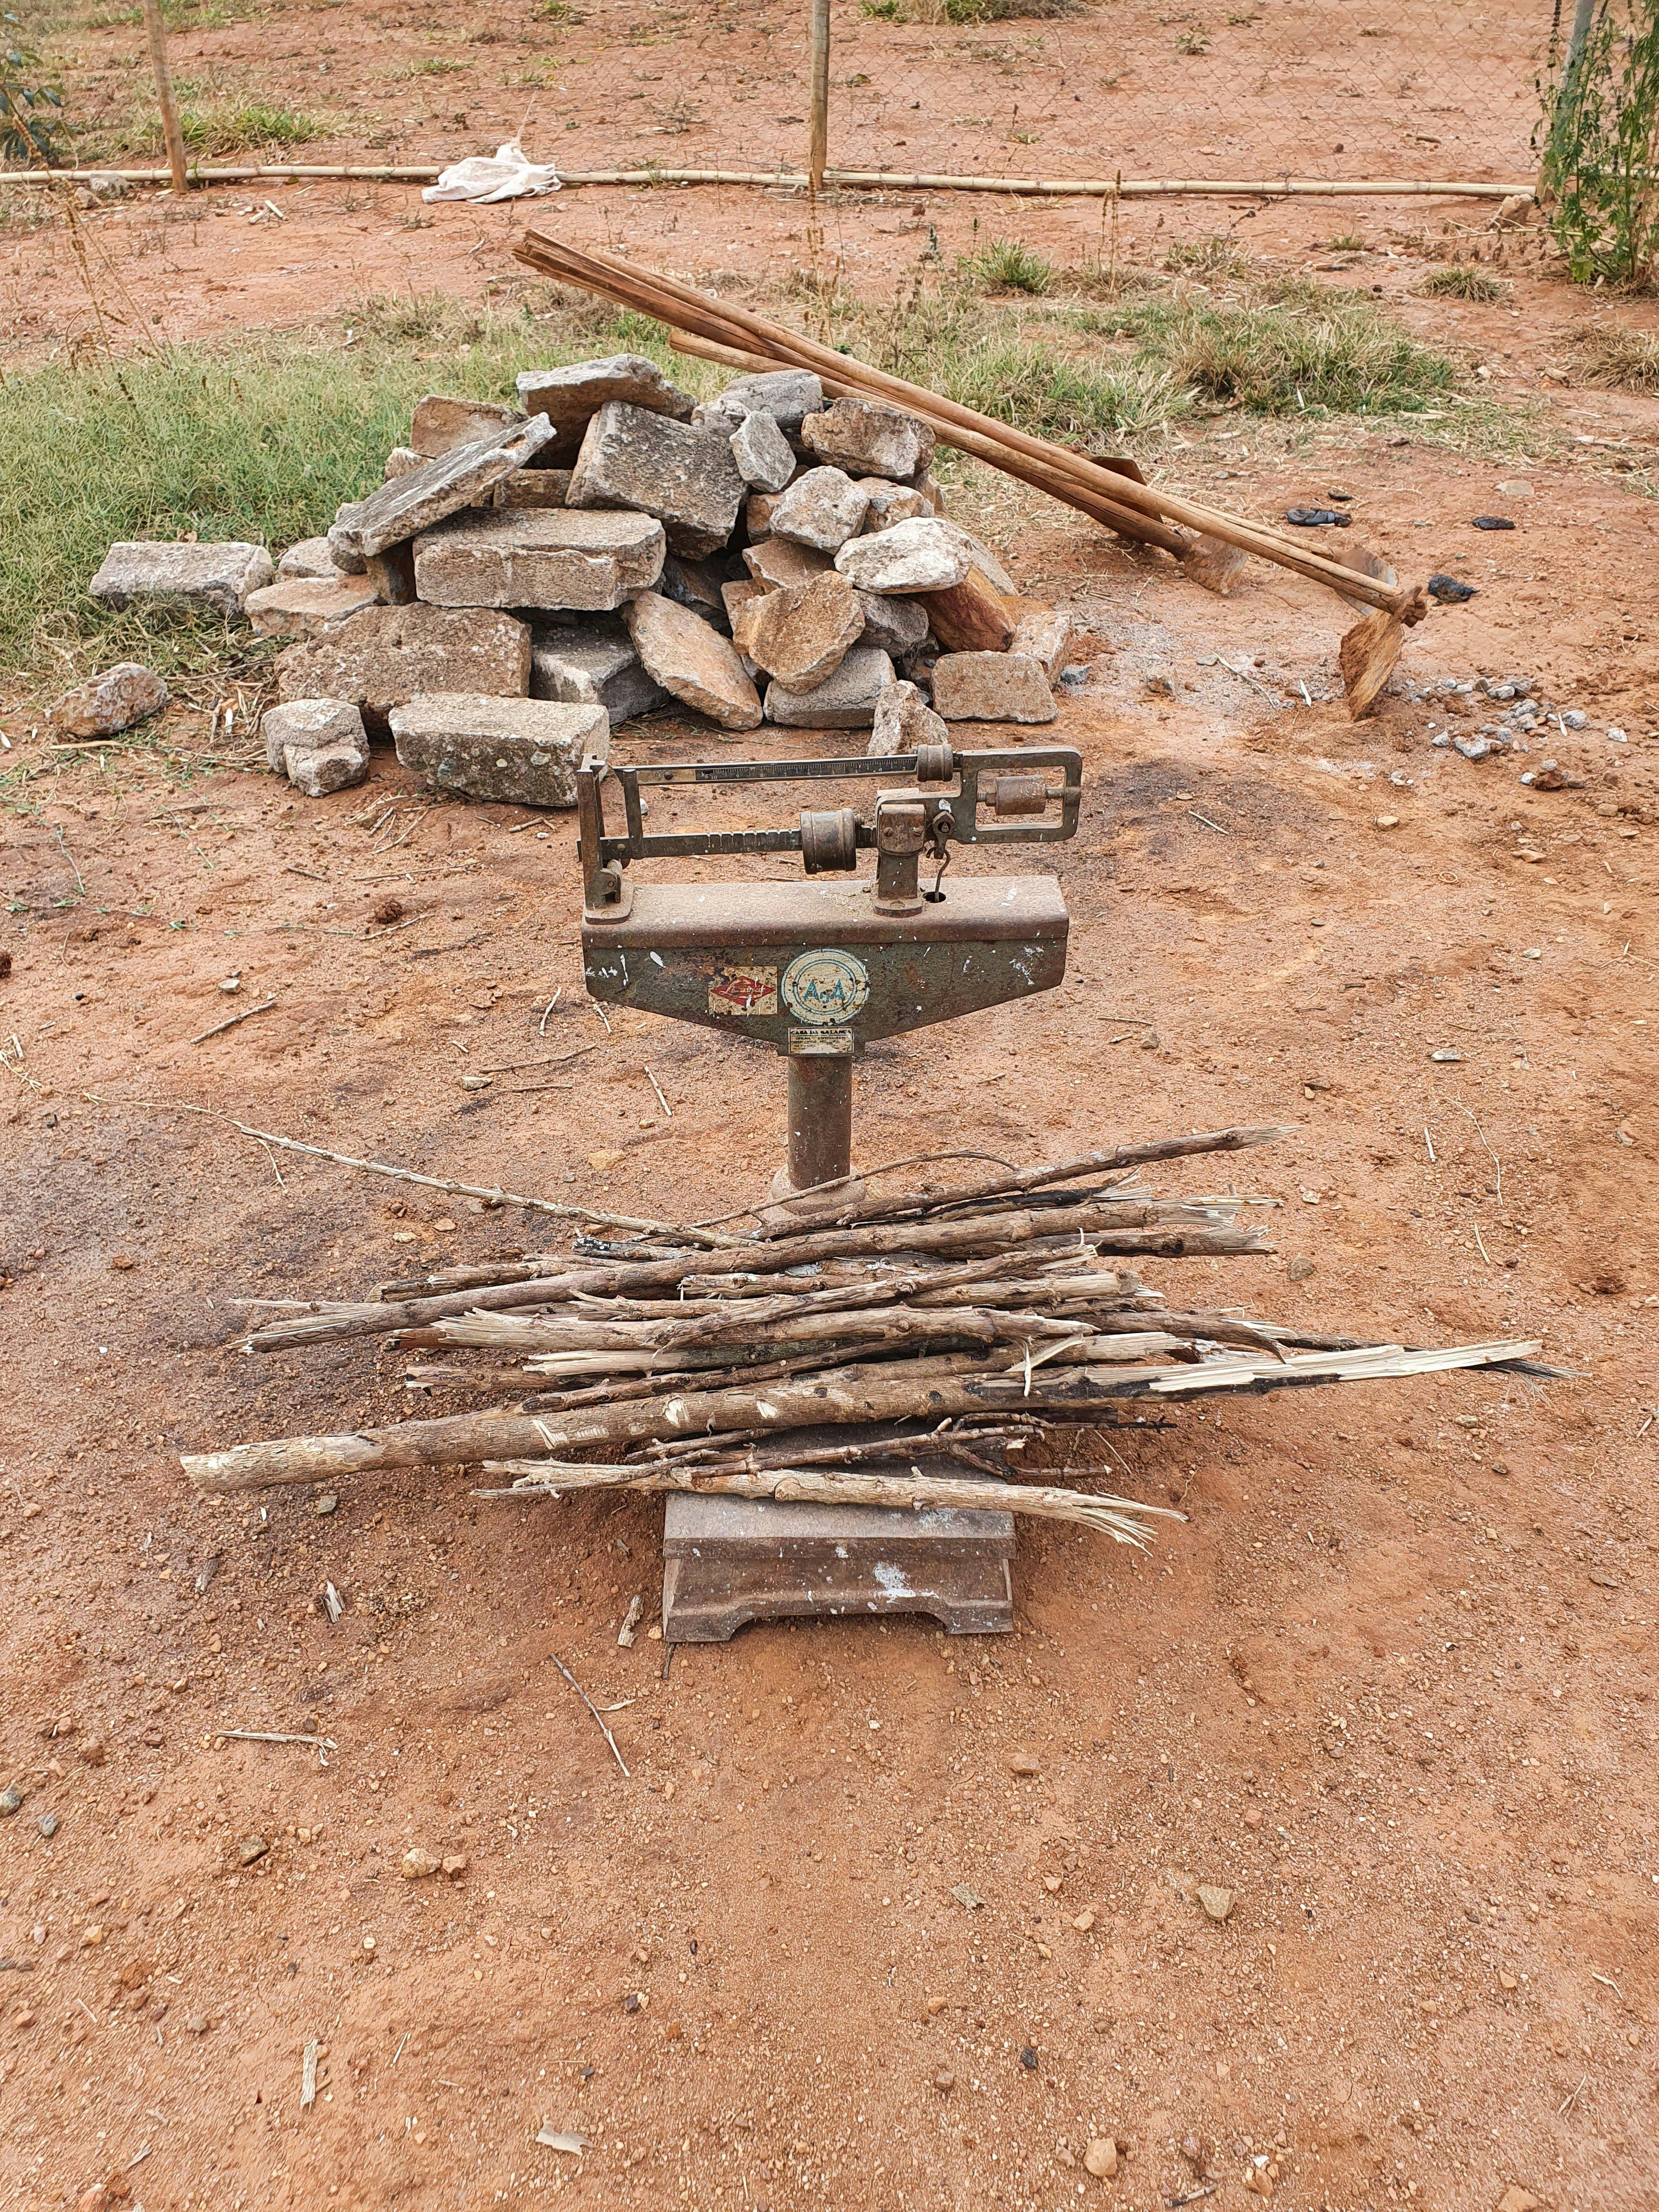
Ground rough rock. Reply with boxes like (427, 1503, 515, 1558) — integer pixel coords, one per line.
(915, 471, 946, 516)
(721, 578, 766, 627)
(858, 478, 935, 529)
(517, 354, 696, 464)
(365, 543, 417, 606)
(1197, 1883, 1234, 1923)
(262, 698, 370, 797)
(730, 408, 797, 493)
(277, 605, 531, 736)
(329, 416, 555, 562)
(834, 518, 970, 596)
(494, 466, 573, 509)
(413, 507, 665, 612)
(768, 466, 870, 554)
(391, 694, 608, 808)
(764, 645, 893, 728)
(89, 540, 274, 616)
(1009, 606, 1079, 679)
(46, 663, 168, 740)
(383, 447, 421, 478)
(939, 522, 1014, 595)
(245, 575, 380, 639)
(744, 489, 781, 542)
(931, 651, 1056, 724)
(531, 616, 666, 721)
(732, 569, 865, 691)
(700, 368, 824, 438)
(400, 1846, 444, 1880)
(744, 539, 832, 592)
(277, 535, 345, 580)
(657, 553, 730, 630)
(568, 402, 745, 558)
(411, 393, 526, 458)
(869, 676, 946, 754)
(1082, 2140, 1119, 2180)
(855, 589, 930, 660)
(622, 593, 763, 730)
(802, 397, 935, 483)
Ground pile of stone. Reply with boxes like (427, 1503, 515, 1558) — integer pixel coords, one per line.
(167, 357, 1069, 805)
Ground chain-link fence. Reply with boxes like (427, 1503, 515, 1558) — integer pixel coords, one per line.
(539, 0, 1550, 191)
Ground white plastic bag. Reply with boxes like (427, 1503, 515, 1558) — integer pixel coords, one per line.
(422, 140, 561, 205)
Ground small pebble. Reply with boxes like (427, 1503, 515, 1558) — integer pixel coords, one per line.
(1560, 708, 1587, 729)
(1197, 1884, 1234, 1923)
(238, 1835, 269, 1866)
(185, 2010, 210, 2035)
(1471, 514, 1516, 531)
(1083, 2138, 1119, 2179)
(37, 1813, 58, 1840)
(401, 1847, 442, 1880)
(1008, 1751, 1040, 1776)
(0, 1786, 21, 1816)
(1373, 813, 1399, 829)
(933, 2068, 956, 2092)
(1019, 2044, 1039, 2071)
(315, 1493, 338, 1516)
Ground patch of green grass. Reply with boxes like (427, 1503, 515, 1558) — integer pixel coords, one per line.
(861, 0, 1090, 21)
(1175, 27, 1209, 54)
(170, 99, 321, 154)
(1324, 232, 1367, 254)
(1417, 263, 1510, 302)
(0, 291, 685, 678)
(532, 0, 584, 17)
(969, 236, 1054, 295)
(403, 54, 467, 76)
(1569, 319, 1659, 390)
(946, 340, 1186, 443)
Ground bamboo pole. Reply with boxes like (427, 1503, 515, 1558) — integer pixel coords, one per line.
(138, 0, 189, 196)
(807, 0, 832, 199)
(512, 229, 1427, 624)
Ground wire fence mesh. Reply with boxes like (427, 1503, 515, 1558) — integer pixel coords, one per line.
(537, 0, 1552, 189)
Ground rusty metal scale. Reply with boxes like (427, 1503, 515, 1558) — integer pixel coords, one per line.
(575, 737, 1084, 1640)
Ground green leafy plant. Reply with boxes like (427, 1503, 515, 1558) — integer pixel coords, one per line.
(2, 13, 67, 163)
(1176, 26, 1210, 54)
(1538, 0, 1659, 285)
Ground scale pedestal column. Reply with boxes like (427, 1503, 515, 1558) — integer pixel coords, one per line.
(786, 1049, 853, 1194)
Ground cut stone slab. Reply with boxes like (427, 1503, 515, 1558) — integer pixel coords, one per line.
(732, 569, 865, 691)
(764, 644, 893, 728)
(858, 478, 934, 529)
(869, 676, 947, 755)
(568, 403, 745, 560)
(768, 466, 870, 554)
(834, 518, 970, 596)
(384, 447, 421, 479)
(494, 466, 573, 509)
(1009, 606, 1080, 680)
(411, 393, 527, 458)
(391, 694, 608, 809)
(855, 589, 929, 660)
(516, 354, 696, 465)
(531, 617, 666, 721)
(701, 368, 824, 438)
(329, 416, 555, 563)
(730, 408, 797, 493)
(89, 540, 274, 617)
(277, 535, 344, 581)
(931, 651, 1056, 724)
(246, 574, 381, 639)
(622, 593, 763, 731)
(365, 543, 417, 606)
(939, 523, 1015, 595)
(413, 507, 665, 612)
(802, 397, 936, 483)
(276, 605, 531, 737)
(262, 698, 370, 797)
(743, 538, 832, 593)
(46, 663, 168, 740)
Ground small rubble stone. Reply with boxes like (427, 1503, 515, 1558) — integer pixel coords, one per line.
(568, 402, 745, 558)
(238, 1835, 269, 1867)
(721, 578, 765, 626)
(855, 590, 930, 660)
(744, 539, 832, 592)
(400, 1846, 443, 1880)
(441, 1853, 469, 1879)
(869, 676, 946, 754)
(517, 354, 696, 464)
(413, 507, 665, 612)
(531, 616, 666, 721)
(1083, 2139, 1119, 2179)
(744, 489, 781, 541)
(329, 417, 555, 563)
(391, 694, 608, 808)
(1009, 606, 1079, 680)
(732, 570, 865, 691)
(46, 663, 168, 740)
(262, 698, 371, 797)
(0, 1786, 21, 1815)
(699, 368, 824, 438)
(803, 397, 935, 483)
(730, 409, 797, 493)
(836, 518, 971, 596)
(932, 651, 1056, 724)
(857, 478, 935, 529)
(89, 540, 273, 617)
(768, 466, 870, 553)
(764, 645, 893, 729)
(383, 447, 422, 478)
(277, 605, 531, 736)
(623, 594, 763, 730)
(1197, 1883, 1234, 1923)
(411, 393, 527, 458)
(493, 466, 574, 510)
(277, 535, 345, 580)
(245, 575, 380, 639)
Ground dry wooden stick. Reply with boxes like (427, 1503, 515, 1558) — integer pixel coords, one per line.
(548, 1649, 629, 1776)
(477, 1459, 1182, 1548)
(189, 996, 276, 1046)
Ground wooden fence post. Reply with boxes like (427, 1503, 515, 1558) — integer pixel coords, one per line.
(139, 0, 190, 194)
(808, 0, 831, 194)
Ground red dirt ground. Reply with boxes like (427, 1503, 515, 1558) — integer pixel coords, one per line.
(1, 179, 1657, 2212)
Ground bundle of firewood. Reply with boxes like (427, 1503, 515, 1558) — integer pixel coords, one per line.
(182, 1127, 1549, 1545)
